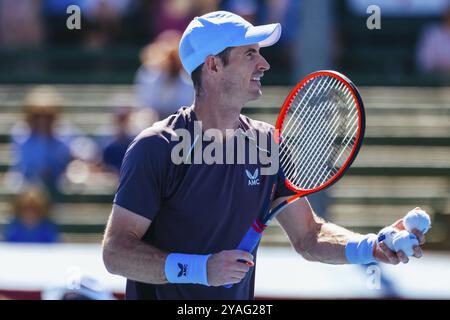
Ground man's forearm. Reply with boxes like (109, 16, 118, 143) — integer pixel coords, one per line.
(103, 235, 168, 284)
(302, 220, 364, 264)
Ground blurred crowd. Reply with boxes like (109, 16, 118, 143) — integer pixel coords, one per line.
(2, 0, 450, 80)
(1, 80, 168, 241)
(1, 1, 450, 243)
(0, 85, 149, 243)
(0, 0, 299, 71)
(0, 0, 299, 44)
(416, 4, 450, 73)
(0, 0, 304, 244)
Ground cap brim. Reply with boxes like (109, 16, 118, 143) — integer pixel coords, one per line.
(243, 23, 282, 47)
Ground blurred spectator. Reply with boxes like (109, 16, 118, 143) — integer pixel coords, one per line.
(10, 86, 72, 195)
(192, 0, 221, 17)
(149, 0, 220, 35)
(3, 186, 60, 243)
(134, 30, 194, 119)
(102, 107, 134, 173)
(220, 0, 257, 23)
(151, 0, 195, 35)
(82, 0, 133, 49)
(0, 0, 44, 46)
(416, 4, 450, 73)
(119, 0, 157, 46)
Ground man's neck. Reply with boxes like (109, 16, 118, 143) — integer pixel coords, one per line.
(193, 94, 243, 133)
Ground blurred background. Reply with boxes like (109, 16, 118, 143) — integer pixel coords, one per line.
(0, 0, 449, 300)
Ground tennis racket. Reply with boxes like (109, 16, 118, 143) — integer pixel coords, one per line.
(225, 70, 365, 288)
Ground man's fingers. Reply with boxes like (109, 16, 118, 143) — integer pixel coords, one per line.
(374, 245, 391, 264)
(396, 250, 409, 264)
(231, 271, 247, 279)
(392, 218, 405, 231)
(231, 250, 254, 264)
(224, 271, 250, 285)
(411, 229, 426, 245)
(233, 262, 251, 273)
(227, 277, 243, 284)
(379, 242, 400, 264)
(413, 245, 423, 258)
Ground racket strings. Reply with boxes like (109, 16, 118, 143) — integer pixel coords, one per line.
(279, 75, 360, 190)
(280, 77, 338, 158)
(281, 78, 344, 174)
(291, 101, 356, 188)
(280, 77, 329, 132)
(280, 79, 336, 173)
(296, 106, 356, 189)
(284, 82, 347, 172)
(299, 89, 356, 188)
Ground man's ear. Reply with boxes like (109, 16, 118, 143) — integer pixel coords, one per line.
(204, 55, 220, 75)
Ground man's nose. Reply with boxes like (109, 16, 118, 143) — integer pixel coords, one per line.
(258, 55, 270, 71)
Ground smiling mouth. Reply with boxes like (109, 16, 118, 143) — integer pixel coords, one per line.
(251, 72, 264, 81)
(251, 78, 262, 87)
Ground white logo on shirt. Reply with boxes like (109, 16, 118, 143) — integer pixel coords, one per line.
(246, 169, 260, 186)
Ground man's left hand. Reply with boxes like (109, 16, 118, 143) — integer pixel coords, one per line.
(374, 218, 426, 264)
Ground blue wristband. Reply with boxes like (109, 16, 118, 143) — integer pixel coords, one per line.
(345, 234, 377, 264)
(165, 253, 211, 286)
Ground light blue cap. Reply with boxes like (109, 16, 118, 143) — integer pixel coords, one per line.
(179, 11, 282, 75)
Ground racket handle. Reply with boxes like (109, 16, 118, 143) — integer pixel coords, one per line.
(224, 220, 266, 288)
(236, 224, 264, 252)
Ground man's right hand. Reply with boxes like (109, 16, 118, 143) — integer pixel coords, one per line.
(207, 250, 254, 286)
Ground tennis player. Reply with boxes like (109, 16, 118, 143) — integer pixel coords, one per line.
(102, 11, 426, 300)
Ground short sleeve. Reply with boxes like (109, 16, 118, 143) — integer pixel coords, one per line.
(114, 135, 169, 220)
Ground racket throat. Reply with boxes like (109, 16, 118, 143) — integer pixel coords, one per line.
(264, 195, 302, 225)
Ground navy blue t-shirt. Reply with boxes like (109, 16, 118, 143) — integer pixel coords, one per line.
(114, 106, 295, 300)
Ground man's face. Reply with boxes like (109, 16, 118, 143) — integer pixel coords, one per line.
(218, 44, 270, 104)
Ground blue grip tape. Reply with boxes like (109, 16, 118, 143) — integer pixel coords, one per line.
(237, 225, 263, 253)
(224, 220, 266, 288)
